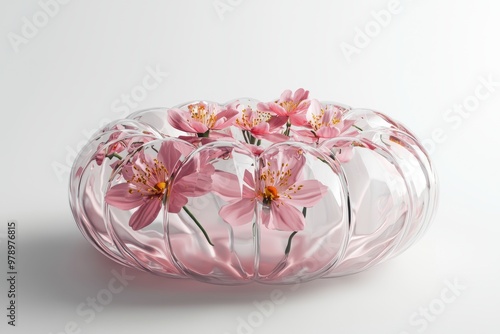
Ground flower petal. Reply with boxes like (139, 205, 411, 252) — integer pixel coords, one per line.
(279, 89, 293, 102)
(316, 127, 341, 138)
(262, 146, 306, 189)
(167, 191, 188, 213)
(285, 180, 328, 207)
(261, 132, 289, 143)
(212, 171, 241, 201)
(167, 108, 196, 133)
(267, 115, 288, 130)
(335, 146, 354, 163)
(174, 171, 213, 197)
(94, 143, 106, 166)
(290, 112, 308, 126)
(129, 198, 162, 230)
(105, 183, 143, 210)
(243, 169, 256, 190)
(292, 88, 309, 103)
(190, 120, 209, 134)
(219, 198, 255, 226)
(250, 122, 271, 135)
(264, 202, 305, 231)
(212, 108, 239, 130)
(158, 141, 181, 173)
(158, 140, 194, 174)
(173, 151, 216, 197)
(306, 99, 322, 122)
(257, 102, 287, 117)
(292, 129, 316, 142)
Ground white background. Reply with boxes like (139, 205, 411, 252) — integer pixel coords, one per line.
(1, 0, 499, 333)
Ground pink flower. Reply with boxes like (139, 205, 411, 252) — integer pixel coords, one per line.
(94, 128, 129, 165)
(218, 148, 328, 231)
(167, 102, 238, 135)
(94, 125, 154, 165)
(105, 140, 214, 230)
(257, 88, 311, 126)
(95, 140, 126, 166)
(230, 102, 288, 143)
(325, 139, 376, 163)
(294, 100, 358, 144)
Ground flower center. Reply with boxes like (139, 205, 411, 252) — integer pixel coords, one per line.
(331, 117, 340, 125)
(188, 103, 216, 127)
(263, 186, 279, 204)
(235, 109, 272, 128)
(309, 108, 341, 130)
(128, 158, 169, 198)
(309, 108, 325, 130)
(265, 186, 279, 199)
(279, 100, 299, 113)
(154, 181, 167, 192)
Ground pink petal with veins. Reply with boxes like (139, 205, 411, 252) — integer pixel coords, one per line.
(167, 191, 189, 213)
(289, 112, 308, 126)
(212, 171, 241, 201)
(219, 198, 255, 226)
(263, 202, 305, 231)
(316, 127, 341, 138)
(167, 108, 197, 133)
(174, 170, 214, 198)
(292, 88, 309, 103)
(257, 102, 287, 117)
(212, 108, 239, 130)
(279, 89, 293, 102)
(158, 140, 194, 173)
(285, 180, 328, 207)
(129, 198, 162, 230)
(105, 183, 143, 210)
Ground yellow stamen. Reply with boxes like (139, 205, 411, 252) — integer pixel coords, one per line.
(280, 101, 299, 113)
(154, 181, 167, 191)
(264, 186, 279, 200)
(188, 103, 216, 128)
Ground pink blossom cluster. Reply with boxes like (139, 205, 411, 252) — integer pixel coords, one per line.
(167, 88, 358, 146)
(98, 89, 363, 247)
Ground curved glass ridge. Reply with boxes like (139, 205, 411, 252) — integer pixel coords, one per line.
(69, 99, 438, 285)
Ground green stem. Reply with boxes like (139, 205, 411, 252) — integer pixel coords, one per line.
(256, 139, 261, 146)
(249, 134, 256, 145)
(284, 208, 306, 255)
(197, 130, 210, 138)
(183, 206, 214, 246)
(352, 124, 363, 132)
(284, 121, 291, 137)
(242, 130, 250, 144)
(317, 157, 328, 164)
(284, 231, 298, 255)
(108, 153, 123, 160)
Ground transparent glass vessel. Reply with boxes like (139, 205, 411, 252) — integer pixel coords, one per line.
(69, 101, 438, 285)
